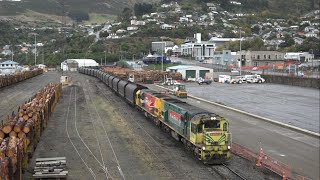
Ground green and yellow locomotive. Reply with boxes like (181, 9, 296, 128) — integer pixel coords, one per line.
(135, 89, 231, 164)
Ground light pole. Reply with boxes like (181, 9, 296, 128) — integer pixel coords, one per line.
(239, 29, 242, 75)
(104, 50, 106, 65)
(161, 39, 164, 72)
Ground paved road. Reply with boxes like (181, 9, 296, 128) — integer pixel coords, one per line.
(0, 71, 61, 121)
(147, 84, 320, 180)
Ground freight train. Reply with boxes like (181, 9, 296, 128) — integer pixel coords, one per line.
(79, 68, 231, 164)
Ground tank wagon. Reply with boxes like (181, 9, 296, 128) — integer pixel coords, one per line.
(78, 68, 231, 164)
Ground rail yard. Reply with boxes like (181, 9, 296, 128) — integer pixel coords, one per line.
(0, 69, 318, 180)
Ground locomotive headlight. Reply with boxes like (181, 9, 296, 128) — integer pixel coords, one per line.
(227, 145, 231, 150)
(202, 147, 206, 150)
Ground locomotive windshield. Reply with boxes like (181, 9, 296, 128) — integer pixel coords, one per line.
(204, 120, 220, 129)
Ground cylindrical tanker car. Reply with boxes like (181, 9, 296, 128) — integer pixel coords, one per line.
(79, 68, 231, 164)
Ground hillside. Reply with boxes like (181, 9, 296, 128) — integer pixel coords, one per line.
(0, 0, 319, 23)
(0, 0, 160, 17)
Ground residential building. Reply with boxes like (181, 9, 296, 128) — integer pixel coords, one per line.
(160, 24, 176, 30)
(127, 26, 138, 31)
(130, 20, 146, 26)
(293, 37, 304, 45)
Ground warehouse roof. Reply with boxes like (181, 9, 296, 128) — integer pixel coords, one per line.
(167, 65, 212, 70)
(0, 60, 19, 65)
(61, 59, 99, 67)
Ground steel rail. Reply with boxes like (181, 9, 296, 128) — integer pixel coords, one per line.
(95, 83, 178, 179)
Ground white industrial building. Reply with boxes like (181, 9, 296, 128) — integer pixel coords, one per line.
(181, 33, 216, 61)
(166, 65, 213, 81)
(0, 60, 20, 75)
(61, 59, 99, 71)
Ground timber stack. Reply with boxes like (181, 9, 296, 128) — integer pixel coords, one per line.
(103, 67, 182, 83)
(0, 82, 61, 180)
(33, 157, 68, 179)
(0, 69, 43, 89)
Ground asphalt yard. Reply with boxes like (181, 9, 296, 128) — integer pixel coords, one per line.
(183, 82, 319, 133)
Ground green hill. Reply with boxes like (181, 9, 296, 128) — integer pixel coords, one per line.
(0, 0, 160, 16)
(0, 0, 319, 22)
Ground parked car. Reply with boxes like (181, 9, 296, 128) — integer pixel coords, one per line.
(297, 71, 304, 77)
(197, 77, 212, 85)
(252, 67, 258, 71)
(245, 74, 265, 83)
(230, 76, 244, 84)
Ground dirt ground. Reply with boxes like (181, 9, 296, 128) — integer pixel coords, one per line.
(2, 71, 280, 180)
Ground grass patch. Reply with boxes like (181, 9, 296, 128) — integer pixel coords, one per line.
(143, 63, 180, 71)
(84, 13, 117, 24)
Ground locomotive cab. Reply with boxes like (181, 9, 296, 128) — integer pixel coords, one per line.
(190, 114, 231, 164)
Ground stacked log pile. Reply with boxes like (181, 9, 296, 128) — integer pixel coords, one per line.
(0, 69, 43, 89)
(0, 82, 61, 180)
(103, 67, 182, 83)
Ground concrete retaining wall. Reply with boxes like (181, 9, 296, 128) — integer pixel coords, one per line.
(263, 75, 320, 89)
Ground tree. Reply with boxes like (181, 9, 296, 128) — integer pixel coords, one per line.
(118, 8, 132, 23)
(134, 3, 153, 17)
(68, 10, 89, 22)
(251, 25, 260, 34)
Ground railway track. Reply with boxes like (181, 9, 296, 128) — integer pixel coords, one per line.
(210, 164, 247, 180)
(83, 80, 125, 180)
(64, 84, 125, 180)
(94, 81, 250, 180)
(94, 82, 179, 179)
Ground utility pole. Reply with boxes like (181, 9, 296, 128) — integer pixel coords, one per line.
(42, 47, 44, 65)
(11, 45, 13, 61)
(239, 29, 242, 76)
(161, 38, 164, 72)
(34, 34, 37, 66)
(104, 50, 106, 65)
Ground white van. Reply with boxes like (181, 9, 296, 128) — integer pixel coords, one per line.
(219, 75, 231, 83)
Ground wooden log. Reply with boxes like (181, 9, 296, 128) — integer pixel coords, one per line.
(28, 111, 34, 117)
(9, 131, 16, 137)
(23, 122, 33, 133)
(18, 131, 26, 139)
(6, 137, 17, 157)
(0, 131, 4, 139)
(14, 121, 25, 133)
(0, 138, 9, 158)
(25, 137, 30, 146)
(1, 121, 17, 134)
(23, 114, 29, 121)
